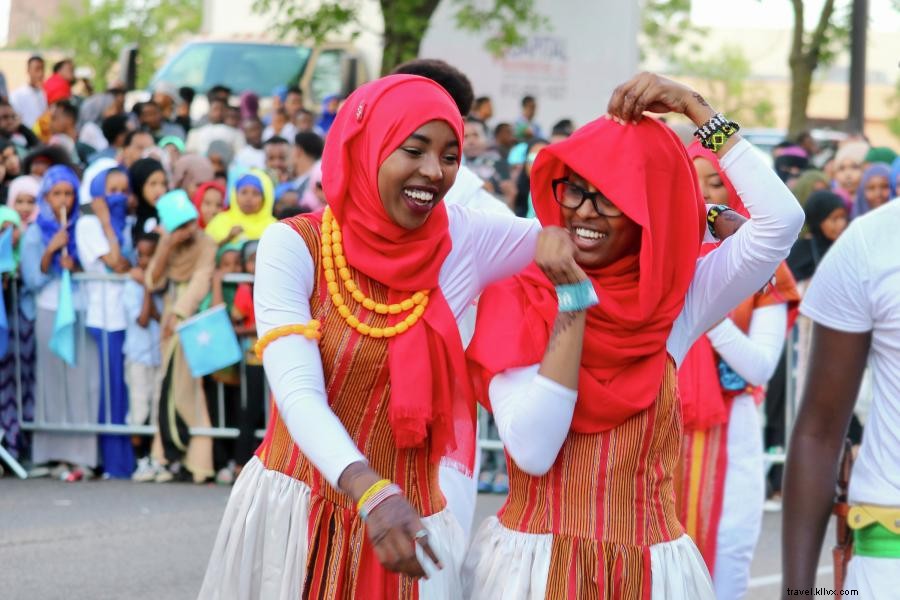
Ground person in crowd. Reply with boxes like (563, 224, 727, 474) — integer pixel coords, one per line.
(262, 108, 297, 145)
(291, 131, 324, 197)
(316, 94, 340, 136)
(782, 182, 900, 600)
(297, 161, 325, 213)
(129, 157, 168, 239)
(0, 99, 40, 150)
(676, 142, 799, 600)
(200, 73, 541, 599)
(0, 139, 23, 200)
(52, 59, 76, 86)
(863, 145, 896, 167)
(235, 118, 265, 169)
(549, 118, 575, 142)
(512, 138, 549, 217)
(206, 140, 234, 178)
(491, 122, 516, 161)
(463, 73, 803, 599)
(794, 131, 820, 160)
(34, 72, 72, 143)
(283, 86, 304, 122)
(205, 169, 275, 245)
(790, 169, 830, 207)
(273, 182, 300, 216)
(463, 117, 503, 194)
(151, 82, 181, 124)
(225, 105, 242, 129)
(850, 163, 894, 219)
(514, 94, 544, 141)
(21, 165, 100, 482)
(263, 136, 292, 184)
(174, 86, 194, 134)
(89, 114, 132, 164)
(772, 143, 809, 184)
(123, 232, 165, 482)
(470, 95, 493, 124)
(186, 98, 244, 157)
(832, 141, 868, 210)
(7, 175, 40, 225)
(294, 108, 319, 135)
(202, 242, 244, 485)
(159, 136, 185, 168)
(136, 100, 186, 142)
(77, 91, 120, 153)
(764, 190, 852, 504)
(145, 190, 217, 483)
(238, 92, 259, 123)
(10, 55, 47, 129)
(192, 182, 226, 230)
(49, 100, 95, 166)
(75, 159, 134, 479)
(121, 130, 155, 169)
(172, 154, 215, 201)
(22, 145, 73, 178)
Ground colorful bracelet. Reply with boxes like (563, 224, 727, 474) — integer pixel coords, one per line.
(254, 320, 322, 359)
(706, 204, 735, 239)
(555, 279, 599, 312)
(356, 479, 391, 511)
(359, 482, 403, 521)
(694, 113, 741, 153)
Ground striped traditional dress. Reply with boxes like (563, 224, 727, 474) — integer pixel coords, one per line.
(464, 360, 712, 599)
(200, 216, 465, 600)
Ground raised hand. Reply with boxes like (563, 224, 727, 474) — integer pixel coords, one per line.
(536, 226, 588, 285)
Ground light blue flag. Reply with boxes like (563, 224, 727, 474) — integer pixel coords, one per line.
(0, 227, 15, 273)
(49, 269, 76, 366)
(177, 304, 242, 378)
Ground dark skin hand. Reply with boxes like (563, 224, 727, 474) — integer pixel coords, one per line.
(781, 324, 871, 597)
(337, 462, 442, 579)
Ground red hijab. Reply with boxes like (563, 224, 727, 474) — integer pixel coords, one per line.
(468, 117, 705, 432)
(192, 181, 226, 229)
(316, 75, 469, 461)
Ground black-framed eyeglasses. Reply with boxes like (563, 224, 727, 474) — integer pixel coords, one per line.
(551, 178, 623, 217)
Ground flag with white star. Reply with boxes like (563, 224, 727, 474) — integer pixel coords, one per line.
(176, 304, 243, 378)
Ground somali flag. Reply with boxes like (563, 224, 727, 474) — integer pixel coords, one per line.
(176, 304, 242, 378)
(0, 227, 14, 274)
(49, 269, 76, 366)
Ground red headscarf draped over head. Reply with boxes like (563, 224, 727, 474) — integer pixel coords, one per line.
(687, 142, 748, 217)
(468, 116, 705, 432)
(318, 74, 469, 460)
(192, 181, 226, 229)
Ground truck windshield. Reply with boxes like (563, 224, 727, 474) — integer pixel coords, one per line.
(151, 42, 312, 96)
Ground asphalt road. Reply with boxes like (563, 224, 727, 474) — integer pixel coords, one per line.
(0, 478, 836, 599)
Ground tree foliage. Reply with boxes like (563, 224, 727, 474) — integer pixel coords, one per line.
(15, 0, 202, 89)
(252, 0, 548, 75)
(640, 0, 702, 64)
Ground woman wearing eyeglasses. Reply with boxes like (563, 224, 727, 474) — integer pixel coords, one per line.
(464, 73, 804, 598)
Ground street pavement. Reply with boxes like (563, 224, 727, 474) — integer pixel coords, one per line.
(0, 478, 835, 599)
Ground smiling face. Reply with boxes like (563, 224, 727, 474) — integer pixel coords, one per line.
(376, 120, 460, 230)
(692, 157, 730, 205)
(864, 174, 891, 210)
(560, 170, 642, 269)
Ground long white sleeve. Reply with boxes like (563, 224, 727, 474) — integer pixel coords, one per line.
(255, 223, 365, 488)
(668, 139, 805, 365)
(488, 364, 577, 475)
(706, 304, 788, 386)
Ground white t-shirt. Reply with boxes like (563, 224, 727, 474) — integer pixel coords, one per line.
(75, 215, 128, 331)
(800, 200, 900, 506)
(10, 85, 47, 128)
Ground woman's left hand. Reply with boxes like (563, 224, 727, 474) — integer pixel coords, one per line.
(162, 313, 178, 340)
(607, 72, 716, 127)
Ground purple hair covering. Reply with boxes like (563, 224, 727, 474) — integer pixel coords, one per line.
(851, 163, 895, 219)
(239, 91, 260, 122)
(36, 165, 80, 272)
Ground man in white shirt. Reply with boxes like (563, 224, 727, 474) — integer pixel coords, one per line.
(10, 55, 47, 128)
(782, 200, 900, 598)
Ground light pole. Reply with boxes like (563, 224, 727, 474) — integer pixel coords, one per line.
(847, 0, 868, 134)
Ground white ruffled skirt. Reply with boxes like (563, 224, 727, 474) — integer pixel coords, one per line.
(462, 517, 714, 599)
(199, 456, 466, 599)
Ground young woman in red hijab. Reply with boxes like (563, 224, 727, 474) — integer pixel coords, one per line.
(199, 75, 539, 599)
(675, 142, 800, 600)
(463, 73, 804, 599)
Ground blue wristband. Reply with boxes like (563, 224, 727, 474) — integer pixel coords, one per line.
(555, 279, 599, 312)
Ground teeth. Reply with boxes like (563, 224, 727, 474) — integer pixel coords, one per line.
(405, 189, 434, 202)
(575, 227, 606, 240)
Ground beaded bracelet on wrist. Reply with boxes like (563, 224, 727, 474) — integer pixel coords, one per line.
(693, 113, 741, 153)
(706, 204, 735, 239)
(359, 483, 403, 521)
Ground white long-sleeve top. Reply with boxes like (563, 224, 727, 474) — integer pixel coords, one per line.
(707, 304, 787, 387)
(254, 204, 540, 487)
(489, 139, 805, 475)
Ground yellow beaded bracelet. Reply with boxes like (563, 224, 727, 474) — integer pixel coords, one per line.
(254, 320, 322, 359)
(356, 478, 392, 512)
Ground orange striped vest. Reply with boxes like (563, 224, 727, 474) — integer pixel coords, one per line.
(498, 359, 684, 599)
(254, 216, 443, 599)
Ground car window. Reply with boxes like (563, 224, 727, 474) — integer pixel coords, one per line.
(309, 49, 344, 105)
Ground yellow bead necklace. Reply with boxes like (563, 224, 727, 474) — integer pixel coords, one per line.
(321, 207, 429, 338)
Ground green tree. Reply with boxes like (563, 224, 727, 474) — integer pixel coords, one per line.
(16, 0, 202, 89)
(251, 0, 548, 76)
(640, 0, 702, 64)
(887, 77, 900, 142)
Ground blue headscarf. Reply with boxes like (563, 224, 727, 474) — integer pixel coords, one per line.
(852, 163, 895, 219)
(36, 165, 80, 273)
(890, 156, 900, 196)
(316, 94, 340, 135)
(87, 164, 130, 246)
(235, 173, 263, 195)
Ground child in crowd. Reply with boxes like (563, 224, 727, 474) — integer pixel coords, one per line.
(204, 169, 275, 245)
(146, 190, 217, 483)
(76, 158, 134, 479)
(124, 233, 165, 482)
(7, 175, 40, 225)
(192, 182, 226, 230)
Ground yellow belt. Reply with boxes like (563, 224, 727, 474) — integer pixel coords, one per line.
(847, 504, 900, 533)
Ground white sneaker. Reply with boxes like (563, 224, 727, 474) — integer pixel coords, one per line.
(132, 457, 160, 483)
